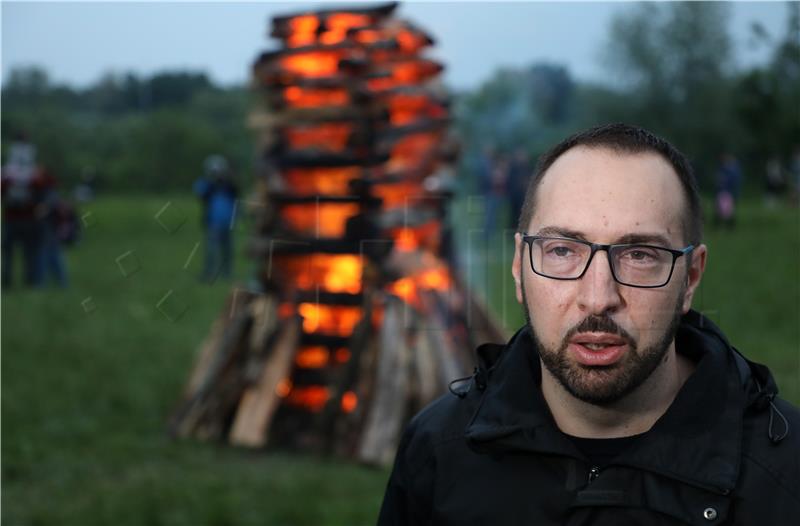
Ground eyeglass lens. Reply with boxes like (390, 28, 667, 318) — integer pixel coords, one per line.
(530, 238, 675, 286)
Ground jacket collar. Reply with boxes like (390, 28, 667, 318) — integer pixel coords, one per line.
(464, 310, 759, 492)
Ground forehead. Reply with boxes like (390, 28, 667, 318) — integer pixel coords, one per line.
(530, 146, 686, 243)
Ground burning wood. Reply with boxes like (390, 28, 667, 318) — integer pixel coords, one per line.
(170, 1, 506, 464)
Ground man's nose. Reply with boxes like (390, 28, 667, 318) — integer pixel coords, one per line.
(576, 251, 624, 315)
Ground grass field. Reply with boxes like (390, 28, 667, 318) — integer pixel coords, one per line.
(2, 196, 389, 526)
(2, 194, 799, 525)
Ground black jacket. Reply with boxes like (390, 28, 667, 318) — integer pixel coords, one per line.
(378, 310, 800, 525)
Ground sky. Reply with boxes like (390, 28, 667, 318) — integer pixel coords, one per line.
(1, 1, 791, 91)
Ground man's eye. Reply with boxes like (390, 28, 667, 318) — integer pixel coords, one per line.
(620, 247, 659, 262)
(547, 246, 573, 257)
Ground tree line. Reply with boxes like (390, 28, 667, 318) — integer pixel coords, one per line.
(456, 2, 799, 195)
(2, 2, 798, 195)
(2, 70, 253, 192)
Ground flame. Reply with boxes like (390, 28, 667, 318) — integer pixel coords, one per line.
(353, 28, 381, 45)
(289, 14, 319, 34)
(280, 51, 343, 77)
(388, 265, 452, 306)
(298, 303, 362, 336)
(396, 30, 426, 53)
(389, 276, 416, 302)
(373, 181, 425, 208)
(393, 227, 419, 252)
(295, 346, 330, 368)
(367, 60, 441, 92)
(286, 123, 353, 151)
(282, 12, 372, 46)
(275, 254, 363, 294)
(389, 221, 441, 253)
(350, 26, 429, 54)
(287, 34, 317, 48)
(386, 132, 442, 171)
(283, 167, 361, 195)
(328, 12, 371, 30)
(283, 12, 371, 47)
(286, 15, 319, 47)
(283, 87, 350, 108)
(387, 93, 446, 125)
(419, 266, 451, 289)
(391, 132, 441, 159)
(285, 385, 330, 412)
(281, 202, 360, 237)
(341, 391, 358, 413)
(290, 346, 351, 369)
(323, 255, 362, 292)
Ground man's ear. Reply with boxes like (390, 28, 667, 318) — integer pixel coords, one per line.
(512, 233, 524, 304)
(682, 244, 707, 313)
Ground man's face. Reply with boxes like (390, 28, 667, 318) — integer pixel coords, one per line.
(511, 146, 706, 405)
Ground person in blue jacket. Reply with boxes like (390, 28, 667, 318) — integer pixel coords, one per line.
(194, 155, 238, 282)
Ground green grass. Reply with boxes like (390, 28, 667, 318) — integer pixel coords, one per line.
(465, 199, 800, 405)
(2, 195, 388, 526)
(2, 195, 798, 525)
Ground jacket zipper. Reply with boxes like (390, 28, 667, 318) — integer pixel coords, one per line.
(588, 466, 601, 483)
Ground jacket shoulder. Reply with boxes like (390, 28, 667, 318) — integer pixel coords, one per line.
(378, 390, 479, 525)
(401, 390, 477, 467)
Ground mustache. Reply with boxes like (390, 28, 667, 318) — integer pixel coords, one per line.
(562, 315, 636, 348)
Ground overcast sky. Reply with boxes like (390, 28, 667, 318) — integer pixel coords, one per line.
(1, 1, 791, 91)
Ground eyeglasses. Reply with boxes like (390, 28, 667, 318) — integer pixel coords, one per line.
(521, 235, 694, 288)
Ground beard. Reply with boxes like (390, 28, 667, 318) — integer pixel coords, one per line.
(521, 274, 685, 406)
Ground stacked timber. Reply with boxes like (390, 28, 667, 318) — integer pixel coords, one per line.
(170, 1, 506, 466)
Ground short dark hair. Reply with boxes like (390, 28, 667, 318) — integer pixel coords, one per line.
(517, 123, 703, 245)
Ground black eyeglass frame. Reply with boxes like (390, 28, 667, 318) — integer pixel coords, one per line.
(520, 234, 695, 289)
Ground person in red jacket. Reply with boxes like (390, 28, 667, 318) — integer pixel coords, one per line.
(1, 137, 49, 288)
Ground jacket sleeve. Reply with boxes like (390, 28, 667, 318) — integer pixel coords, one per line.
(377, 420, 435, 526)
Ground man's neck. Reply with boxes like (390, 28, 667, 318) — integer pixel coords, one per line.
(541, 346, 695, 439)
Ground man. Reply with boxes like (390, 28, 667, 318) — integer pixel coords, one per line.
(378, 124, 799, 525)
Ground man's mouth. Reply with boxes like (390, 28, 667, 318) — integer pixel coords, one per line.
(567, 333, 630, 366)
(581, 343, 617, 350)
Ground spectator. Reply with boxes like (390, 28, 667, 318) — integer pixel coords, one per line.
(1, 137, 48, 288)
(39, 170, 75, 287)
(194, 155, 238, 282)
(715, 152, 743, 228)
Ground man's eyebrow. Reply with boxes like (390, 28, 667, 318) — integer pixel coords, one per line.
(533, 226, 589, 240)
(615, 233, 674, 247)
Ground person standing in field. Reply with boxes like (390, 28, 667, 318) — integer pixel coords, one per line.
(1, 136, 48, 288)
(38, 168, 73, 288)
(714, 152, 743, 227)
(194, 155, 238, 282)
